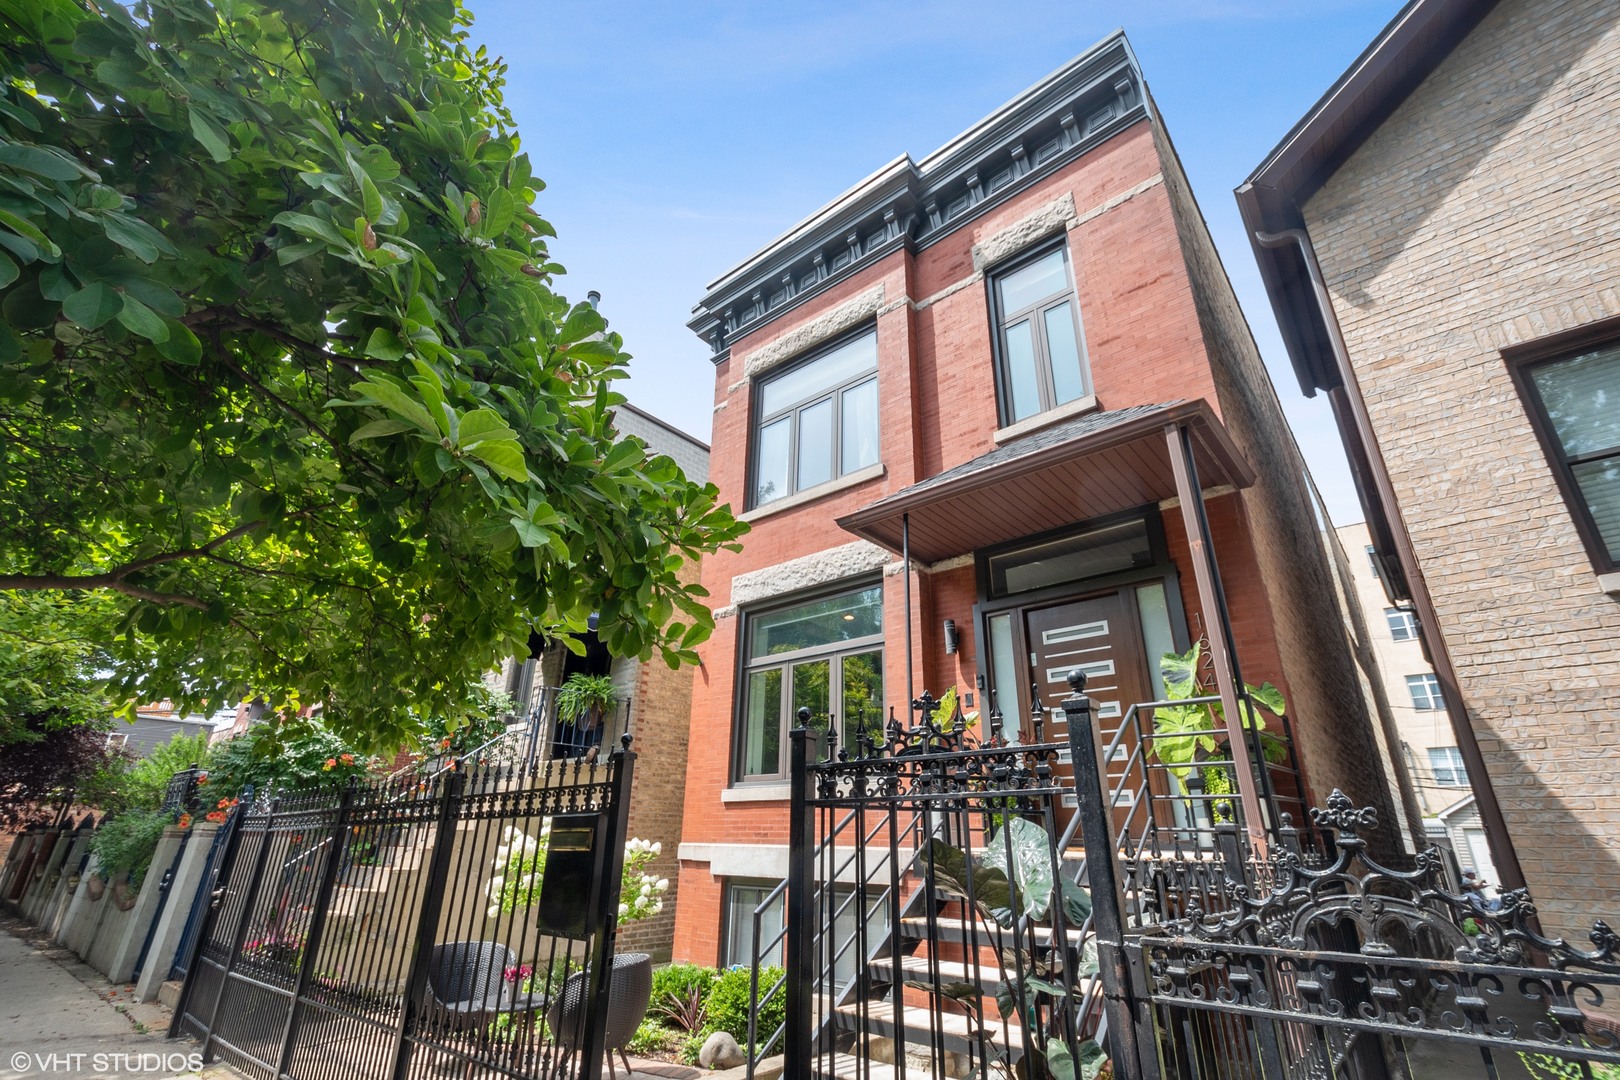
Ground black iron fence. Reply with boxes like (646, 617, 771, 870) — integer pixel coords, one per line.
(170, 741, 635, 1080)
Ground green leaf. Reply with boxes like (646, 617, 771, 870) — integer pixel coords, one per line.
(980, 817, 1055, 922)
(115, 295, 169, 341)
(364, 327, 407, 361)
(62, 282, 122, 329)
(352, 377, 438, 434)
(349, 418, 416, 443)
(0, 208, 60, 258)
(0, 250, 16, 289)
(0, 142, 93, 181)
(556, 304, 606, 346)
(360, 171, 383, 222)
(101, 214, 177, 263)
(466, 439, 527, 482)
(456, 407, 515, 450)
(188, 108, 232, 162)
(1249, 681, 1286, 717)
(155, 320, 202, 364)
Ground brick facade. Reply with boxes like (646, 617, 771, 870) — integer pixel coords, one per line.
(1287, 0, 1620, 935)
(673, 37, 1398, 965)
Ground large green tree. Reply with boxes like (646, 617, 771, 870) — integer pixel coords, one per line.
(0, 0, 744, 748)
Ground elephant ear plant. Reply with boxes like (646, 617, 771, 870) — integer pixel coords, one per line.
(1148, 644, 1289, 807)
(926, 818, 1105, 1080)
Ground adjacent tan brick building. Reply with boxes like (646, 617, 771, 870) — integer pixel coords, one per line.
(1240, 0, 1620, 936)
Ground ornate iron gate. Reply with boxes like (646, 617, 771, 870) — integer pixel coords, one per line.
(170, 745, 634, 1080)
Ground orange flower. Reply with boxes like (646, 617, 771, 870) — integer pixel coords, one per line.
(177, 813, 193, 829)
(323, 758, 337, 770)
(205, 811, 227, 824)
(217, 797, 233, 809)
(339, 753, 354, 765)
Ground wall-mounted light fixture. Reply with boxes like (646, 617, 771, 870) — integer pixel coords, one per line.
(943, 619, 960, 655)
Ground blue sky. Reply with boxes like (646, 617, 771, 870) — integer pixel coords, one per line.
(466, 0, 1404, 526)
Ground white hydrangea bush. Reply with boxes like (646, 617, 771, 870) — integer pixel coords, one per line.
(487, 827, 668, 926)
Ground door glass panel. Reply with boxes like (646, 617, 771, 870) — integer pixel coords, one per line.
(840, 650, 884, 749)
(796, 398, 833, 491)
(742, 668, 783, 777)
(986, 612, 1019, 742)
(997, 249, 1067, 313)
(1003, 320, 1041, 422)
(1044, 300, 1086, 405)
(987, 517, 1152, 598)
(792, 659, 831, 758)
(754, 418, 790, 506)
(840, 377, 880, 473)
(1134, 582, 1175, 700)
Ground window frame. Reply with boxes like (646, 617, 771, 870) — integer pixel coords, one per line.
(732, 581, 885, 784)
(1505, 319, 1620, 574)
(721, 879, 784, 968)
(1406, 672, 1444, 712)
(1384, 607, 1418, 642)
(986, 240, 1090, 428)
(1428, 745, 1468, 787)
(748, 324, 880, 511)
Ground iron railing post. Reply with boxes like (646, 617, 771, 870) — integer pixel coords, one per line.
(390, 769, 465, 1080)
(197, 791, 279, 1063)
(275, 778, 358, 1080)
(785, 722, 813, 1080)
(1062, 672, 1157, 1080)
(578, 735, 636, 1080)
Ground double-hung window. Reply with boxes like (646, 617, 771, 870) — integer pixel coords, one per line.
(737, 585, 884, 781)
(1407, 673, 1444, 712)
(989, 244, 1089, 426)
(1514, 340, 1620, 571)
(1428, 746, 1468, 787)
(752, 329, 880, 508)
(1384, 608, 1418, 642)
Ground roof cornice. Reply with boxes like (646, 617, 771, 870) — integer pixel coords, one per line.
(689, 31, 1145, 361)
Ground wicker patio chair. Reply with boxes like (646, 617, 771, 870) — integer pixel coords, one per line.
(546, 952, 653, 1080)
(424, 940, 547, 1069)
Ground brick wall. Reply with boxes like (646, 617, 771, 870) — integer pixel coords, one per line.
(1148, 108, 1409, 859)
(1302, 0, 1620, 933)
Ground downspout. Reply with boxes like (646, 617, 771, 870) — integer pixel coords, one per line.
(902, 513, 914, 713)
(1254, 226, 1526, 894)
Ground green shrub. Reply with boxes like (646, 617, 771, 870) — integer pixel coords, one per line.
(680, 1033, 706, 1066)
(89, 806, 175, 887)
(651, 963, 717, 1032)
(627, 1018, 678, 1056)
(702, 965, 785, 1049)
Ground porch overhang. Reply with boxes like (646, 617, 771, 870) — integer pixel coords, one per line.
(836, 400, 1255, 564)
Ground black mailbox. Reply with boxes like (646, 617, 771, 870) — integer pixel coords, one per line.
(535, 814, 602, 937)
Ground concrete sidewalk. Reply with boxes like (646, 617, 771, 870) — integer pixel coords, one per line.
(0, 917, 217, 1080)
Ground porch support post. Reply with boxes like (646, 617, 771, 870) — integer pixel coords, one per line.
(1164, 422, 1268, 856)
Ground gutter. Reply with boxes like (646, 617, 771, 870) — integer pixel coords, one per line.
(1253, 227, 1526, 894)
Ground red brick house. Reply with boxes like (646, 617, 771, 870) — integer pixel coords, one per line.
(672, 33, 1407, 966)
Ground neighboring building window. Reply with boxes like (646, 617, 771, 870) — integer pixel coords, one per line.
(105, 732, 128, 750)
(722, 880, 784, 967)
(1384, 608, 1418, 642)
(1365, 545, 1379, 575)
(737, 585, 883, 781)
(1407, 673, 1444, 711)
(989, 244, 1089, 425)
(1429, 746, 1468, 787)
(1515, 340, 1620, 570)
(751, 329, 880, 508)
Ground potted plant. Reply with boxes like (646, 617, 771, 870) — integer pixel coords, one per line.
(556, 673, 617, 735)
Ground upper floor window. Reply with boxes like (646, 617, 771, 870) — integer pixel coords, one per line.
(1384, 607, 1418, 642)
(1428, 746, 1468, 787)
(1514, 340, 1620, 571)
(1407, 673, 1444, 712)
(752, 329, 880, 508)
(736, 585, 884, 781)
(989, 244, 1089, 426)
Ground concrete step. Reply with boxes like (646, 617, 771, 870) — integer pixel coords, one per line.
(897, 916, 1082, 947)
(831, 1000, 1024, 1059)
